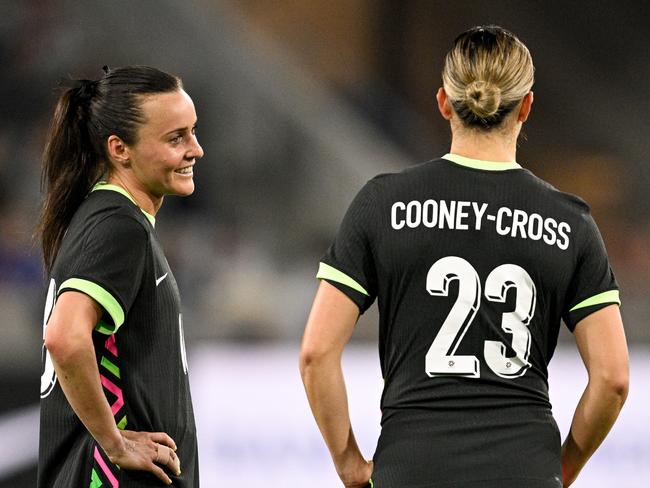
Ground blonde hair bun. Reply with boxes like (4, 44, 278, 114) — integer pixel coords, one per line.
(464, 80, 501, 118)
(442, 25, 534, 128)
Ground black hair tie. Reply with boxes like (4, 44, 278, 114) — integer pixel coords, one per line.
(72, 79, 98, 104)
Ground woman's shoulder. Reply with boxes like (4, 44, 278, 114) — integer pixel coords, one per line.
(366, 158, 446, 189)
(519, 168, 591, 214)
(70, 189, 152, 238)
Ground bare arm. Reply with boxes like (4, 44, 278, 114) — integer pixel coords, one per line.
(299, 281, 373, 488)
(561, 304, 629, 487)
(44, 291, 180, 485)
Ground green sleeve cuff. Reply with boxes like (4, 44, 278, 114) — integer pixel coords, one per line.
(569, 289, 620, 312)
(317, 262, 369, 296)
(58, 278, 125, 334)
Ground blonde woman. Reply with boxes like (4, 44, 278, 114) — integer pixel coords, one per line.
(300, 26, 628, 488)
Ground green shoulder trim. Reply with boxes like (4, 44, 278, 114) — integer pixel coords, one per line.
(443, 153, 522, 171)
(59, 278, 125, 333)
(317, 262, 369, 296)
(570, 290, 620, 312)
(92, 182, 156, 227)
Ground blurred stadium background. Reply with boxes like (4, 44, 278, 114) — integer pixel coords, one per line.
(1, 1, 649, 486)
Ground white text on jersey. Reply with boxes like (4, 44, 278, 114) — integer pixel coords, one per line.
(391, 199, 571, 250)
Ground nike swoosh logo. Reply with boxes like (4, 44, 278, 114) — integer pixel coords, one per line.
(155, 273, 168, 286)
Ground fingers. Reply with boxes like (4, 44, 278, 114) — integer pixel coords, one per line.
(154, 444, 181, 477)
(149, 463, 173, 486)
(154, 443, 169, 465)
(149, 431, 181, 476)
(116, 430, 181, 481)
(149, 432, 177, 451)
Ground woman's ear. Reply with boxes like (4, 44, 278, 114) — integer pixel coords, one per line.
(106, 135, 131, 168)
(518, 91, 534, 123)
(436, 87, 454, 121)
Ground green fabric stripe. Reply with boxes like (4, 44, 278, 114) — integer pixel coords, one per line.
(117, 415, 128, 430)
(101, 356, 121, 379)
(59, 278, 125, 332)
(90, 468, 102, 488)
(369, 478, 374, 487)
(92, 182, 156, 227)
(443, 153, 521, 171)
(570, 290, 620, 312)
(317, 262, 369, 296)
(95, 320, 114, 335)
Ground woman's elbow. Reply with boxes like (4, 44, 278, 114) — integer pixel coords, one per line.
(44, 328, 72, 365)
(44, 324, 64, 356)
(593, 367, 629, 403)
(608, 371, 629, 402)
(299, 347, 320, 376)
(299, 344, 338, 377)
(44, 322, 88, 365)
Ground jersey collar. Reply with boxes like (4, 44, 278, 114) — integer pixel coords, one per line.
(442, 153, 522, 171)
(92, 182, 156, 227)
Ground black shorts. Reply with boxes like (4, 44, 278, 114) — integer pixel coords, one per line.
(371, 407, 562, 488)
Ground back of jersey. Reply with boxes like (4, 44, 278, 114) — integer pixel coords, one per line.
(319, 154, 619, 487)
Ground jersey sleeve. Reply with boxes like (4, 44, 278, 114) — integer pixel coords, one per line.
(563, 211, 620, 330)
(57, 214, 149, 335)
(318, 181, 379, 313)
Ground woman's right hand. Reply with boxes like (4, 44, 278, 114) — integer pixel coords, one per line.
(105, 430, 181, 485)
(340, 459, 374, 488)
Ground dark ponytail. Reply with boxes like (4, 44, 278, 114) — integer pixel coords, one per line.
(38, 66, 182, 272)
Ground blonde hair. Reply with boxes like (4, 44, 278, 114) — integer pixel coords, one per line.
(442, 25, 534, 129)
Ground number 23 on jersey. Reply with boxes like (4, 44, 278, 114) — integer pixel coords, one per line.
(425, 256, 536, 379)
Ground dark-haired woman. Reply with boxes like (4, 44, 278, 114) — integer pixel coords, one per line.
(38, 66, 203, 487)
(300, 26, 628, 487)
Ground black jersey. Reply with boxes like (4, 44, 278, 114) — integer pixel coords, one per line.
(38, 183, 198, 488)
(319, 154, 619, 488)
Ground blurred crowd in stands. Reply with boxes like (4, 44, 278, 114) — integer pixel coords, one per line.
(1, 1, 649, 380)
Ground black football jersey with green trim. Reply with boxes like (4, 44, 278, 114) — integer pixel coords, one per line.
(38, 185, 198, 488)
(319, 154, 619, 487)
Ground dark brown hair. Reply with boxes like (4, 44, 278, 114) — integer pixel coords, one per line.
(39, 65, 182, 271)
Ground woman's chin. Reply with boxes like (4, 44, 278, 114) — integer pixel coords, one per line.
(169, 179, 195, 196)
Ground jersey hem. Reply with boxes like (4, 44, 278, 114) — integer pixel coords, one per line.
(369, 477, 561, 488)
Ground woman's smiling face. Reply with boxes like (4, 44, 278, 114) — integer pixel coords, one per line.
(127, 89, 203, 199)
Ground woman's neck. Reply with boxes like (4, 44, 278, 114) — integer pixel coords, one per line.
(449, 123, 519, 162)
(106, 173, 162, 216)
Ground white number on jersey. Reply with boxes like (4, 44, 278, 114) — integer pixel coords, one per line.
(179, 313, 189, 374)
(425, 257, 536, 379)
(40, 279, 58, 398)
(484, 264, 535, 378)
(425, 256, 481, 377)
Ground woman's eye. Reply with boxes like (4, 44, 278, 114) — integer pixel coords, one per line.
(170, 135, 182, 144)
